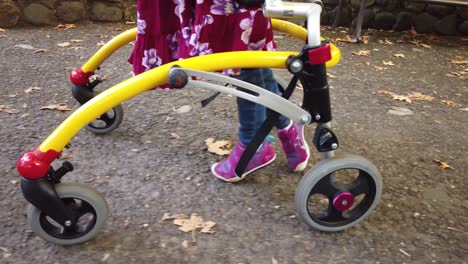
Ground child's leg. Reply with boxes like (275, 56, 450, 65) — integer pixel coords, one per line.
(261, 68, 290, 129)
(236, 69, 267, 145)
(261, 69, 311, 172)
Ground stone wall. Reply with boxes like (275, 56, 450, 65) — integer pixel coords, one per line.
(0, 0, 467, 35)
(0, 0, 136, 27)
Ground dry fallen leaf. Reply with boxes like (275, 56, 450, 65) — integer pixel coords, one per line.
(40, 103, 71, 111)
(461, 108, 468, 112)
(24, 86, 42, 93)
(448, 60, 468, 66)
(334, 35, 356, 43)
(55, 24, 76, 30)
(374, 66, 387, 71)
(378, 39, 394, 45)
(205, 138, 232, 156)
(33, 49, 48, 54)
(392, 95, 412, 103)
(170, 132, 181, 139)
(172, 213, 216, 234)
(393, 54, 405, 58)
(70, 39, 83, 43)
(0, 28, 5, 32)
(383, 61, 395, 66)
(57, 42, 71, 47)
(0, 105, 18, 114)
(407, 92, 435, 102)
(433, 159, 454, 170)
(352, 50, 371, 56)
(441, 99, 460, 108)
(420, 43, 432, 49)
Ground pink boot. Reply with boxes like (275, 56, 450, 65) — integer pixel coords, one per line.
(277, 121, 310, 172)
(211, 141, 276, 182)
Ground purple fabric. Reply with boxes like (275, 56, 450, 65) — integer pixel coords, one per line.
(128, 0, 276, 78)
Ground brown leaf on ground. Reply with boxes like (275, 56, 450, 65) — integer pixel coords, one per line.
(170, 132, 181, 139)
(376, 90, 396, 96)
(383, 61, 395, 66)
(378, 39, 394, 45)
(40, 103, 71, 111)
(24, 86, 42, 93)
(172, 213, 216, 234)
(334, 35, 356, 43)
(374, 66, 387, 71)
(0, 28, 5, 32)
(205, 138, 232, 156)
(407, 92, 435, 102)
(57, 42, 71, 47)
(392, 95, 412, 103)
(352, 50, 371, 56)
(461, 108, 468, 112)
(441, 99, 460, 108)
(32, 49, 48, 54)
(393, 54, 405, 58)
(420, 43, 432, 49)
(0, 105, 18, 114)
(448, 60, 468, 66)
(55, 24, 76, 30)
(71, 39, 83, 43)
(433, 159, 454, 170)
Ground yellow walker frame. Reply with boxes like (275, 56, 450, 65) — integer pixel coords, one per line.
(17, 0, 382, 246)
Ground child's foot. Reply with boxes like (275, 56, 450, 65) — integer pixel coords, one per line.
(277, 121, 310, 172)
(211, 141, 276, 183)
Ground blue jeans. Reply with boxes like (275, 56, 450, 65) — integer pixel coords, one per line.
(234, 68, 290, 145)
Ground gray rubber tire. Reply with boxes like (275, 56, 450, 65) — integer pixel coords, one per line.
(84, 103, 124, 135)
(295, 154, 383, 232)
(27, 183, 109, 245)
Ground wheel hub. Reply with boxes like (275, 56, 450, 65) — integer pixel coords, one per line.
(332, 192, 354, 211)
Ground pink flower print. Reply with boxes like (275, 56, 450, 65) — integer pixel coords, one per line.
(142, 48, 162, 71)
(167, 33, 180, 60)
(240, 13, 255, 44)
(266, 40, 275, 51)
(190, 42, 212, 56)
(211, 0, 235, 15)
(248, 38, 266, 51)
(137, 12, 146, 35)
(174, 0, 185, 23)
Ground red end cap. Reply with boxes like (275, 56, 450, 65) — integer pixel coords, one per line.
(70, 68, 94, 86)
(308, 44, 332, 65)
(17, 148, 61, 180)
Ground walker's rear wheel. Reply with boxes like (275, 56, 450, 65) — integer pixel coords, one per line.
(84, 103, 124, 135)
(295, 154, 382, 232)
(27, 183, 109, 245)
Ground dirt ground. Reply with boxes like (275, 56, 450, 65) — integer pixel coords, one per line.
(0, 22, 467, 264)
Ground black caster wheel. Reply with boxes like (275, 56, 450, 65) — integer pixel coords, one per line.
(84, 103, 124, 135)
(27, 183, 109, 245)
(295, 154, 382, 232)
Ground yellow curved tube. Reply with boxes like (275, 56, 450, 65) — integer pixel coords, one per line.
(81, 27, 138, 73)
(80, 19, 340, 73)
(40, 51, 296, 152)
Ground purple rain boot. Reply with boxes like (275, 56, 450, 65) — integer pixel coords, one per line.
(277, 121, 310, 172)
(211, 141, 276, 183)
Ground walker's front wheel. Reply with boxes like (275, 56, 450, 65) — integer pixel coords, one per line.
(27, 183, 109, 245)
(295, 154, 382, 232)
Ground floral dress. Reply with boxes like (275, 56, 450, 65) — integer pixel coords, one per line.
(128, 0, 276, 77)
